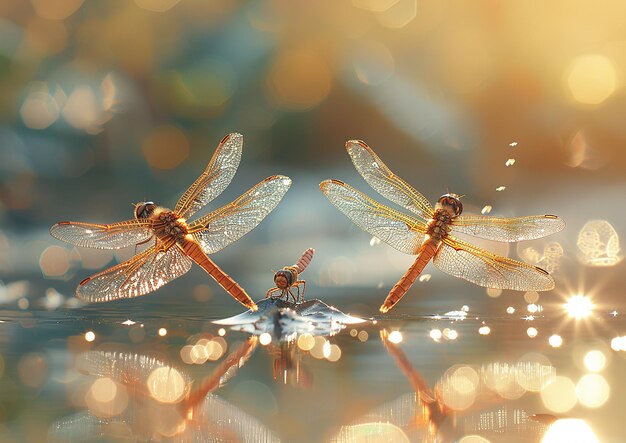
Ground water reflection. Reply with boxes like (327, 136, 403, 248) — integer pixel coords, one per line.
(48, 337, 279, 442)
(332, 329, 559, 442)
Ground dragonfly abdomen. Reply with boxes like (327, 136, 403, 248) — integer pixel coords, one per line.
(380, 239, 440, 313)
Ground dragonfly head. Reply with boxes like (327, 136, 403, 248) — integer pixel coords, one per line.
(134, 201, 156, 219)
(437, 194, 463, 217)
(274, 269, 295, 289)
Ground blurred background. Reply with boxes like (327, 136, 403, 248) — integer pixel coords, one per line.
(0, 1, 625, 442)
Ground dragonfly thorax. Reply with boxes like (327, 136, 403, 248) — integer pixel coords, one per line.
(155, 210, 188, 240)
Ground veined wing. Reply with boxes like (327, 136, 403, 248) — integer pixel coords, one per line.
(346, 140, 434, 219)
(433, 235, 555, 291)
(50, 220, 152, 249)
(452, 214, 565, 242)
(77, 244, 192, 302)
(189, 175, 291, 255)
(320, 179, 425, 255)
(175, 133, 243, 219)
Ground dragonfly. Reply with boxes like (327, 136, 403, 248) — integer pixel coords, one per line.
(320, 140, 565, 313)
(265, 247, 315, 303)
(50, 133, 291, 311)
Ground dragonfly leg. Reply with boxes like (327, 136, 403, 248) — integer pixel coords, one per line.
(266, 287, 280, 298)
(292, 280, 306, 303)
(134, 235, 154, 255)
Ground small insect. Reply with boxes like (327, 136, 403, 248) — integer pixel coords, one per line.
(266, 248, 315, 304)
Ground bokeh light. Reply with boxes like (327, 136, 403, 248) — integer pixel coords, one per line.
(548, 334, 563, 348)
(576, 374, 610, 408)
(259, 333, 272, 346)
(542, 420, 599, 443)
(565, 294, 594, 318)
(84, 331, 96, 342)
(141, 125, 189, 170)
(39, 245, 71, 278)
(266, 48, 332, 111)
(146, 367, 186, 403)
(565, 54, 618, 105)
(583, 350, 606, 372)
(387, 330, 403, 344)
(541, 375, 577, 413)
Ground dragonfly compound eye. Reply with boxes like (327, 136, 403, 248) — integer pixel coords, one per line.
(134, 202, 156, 219)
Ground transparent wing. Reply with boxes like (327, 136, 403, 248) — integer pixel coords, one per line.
(77, 244, 193, 302)
(452, 214, 565, 242)
(346, 140, 434, 219)
(189, 175, 292, 255)
(433, 236, 555, 291)
(175, 133, 243, 219)
(320, 179, 425, 255)
(50, 220, 152, 249)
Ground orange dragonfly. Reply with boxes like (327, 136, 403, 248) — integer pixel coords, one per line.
(50, 133, 291, 311)
(320, 140, 565, 313)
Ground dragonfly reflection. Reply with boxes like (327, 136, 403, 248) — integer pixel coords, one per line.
(50, 133, 291, 310)
(48, 337, 279, 442)
(320, 140, 565, 312)
(330, 329, 552, 443)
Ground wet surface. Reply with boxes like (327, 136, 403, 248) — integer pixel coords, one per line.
(0, 289, 623, 443)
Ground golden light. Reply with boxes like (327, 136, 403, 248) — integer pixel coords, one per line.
(516, 353, 555, 392)
(85, 376, 128, 418)
(334, 423, 410, 442)
(31, 0, 84, 20)
(541, 419, 599, 443)
(527, 304, 538, 313)
(158, 328, 167, 337)
(486, 287, 502, 298)
(481, 205, 492, 214)
(506, 306, 515, 314)
(84, 331, 96, 342)
(459, 436, 491, 443)
(482, 362, 525, 400)
(565, 54, 618, 105)
(259, 333, 272, 346)
(540, 376, 577, 413)
(443, 328, 458, 340)
(577, 220, 622, 267)
(524, 291, 539, 304)
(387, 331, 403, 344)
(576, 374, 610, 408)
(565, 295, 594, 319)
(265, 48, 332, 111)
(146, 367, 186, 404)
(141, 125, 189, 170)
(610, 336, 626, 351)
(326, 344, 342, 362)
(430, 329, 443, 341)
(135, 0, 181, 12)
(548, 334, 563, 348)
(357, 330, 369, 342)
(527, 327, 538, 338)
(583, 350, 606, 372)
(218, 328, 226, 336)
(478, 325, 491, 335)
(91, 377, 117, 403)
(440, 365, 479, 411)
(505, 158, 516, 167)
(310, 336, 328, 359)
(298, 333, 315, 351)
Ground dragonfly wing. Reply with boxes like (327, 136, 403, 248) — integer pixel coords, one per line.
(433, 236, 555, 291)
(320, 179, 425, 255)
(189, 175, 291, 255)
(77, 244, 193, 302)
(174, 133, 243, 219)
(452, 214, 565, 242)
(50, 220, 152, 249)
(346, 140, 434, 219)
